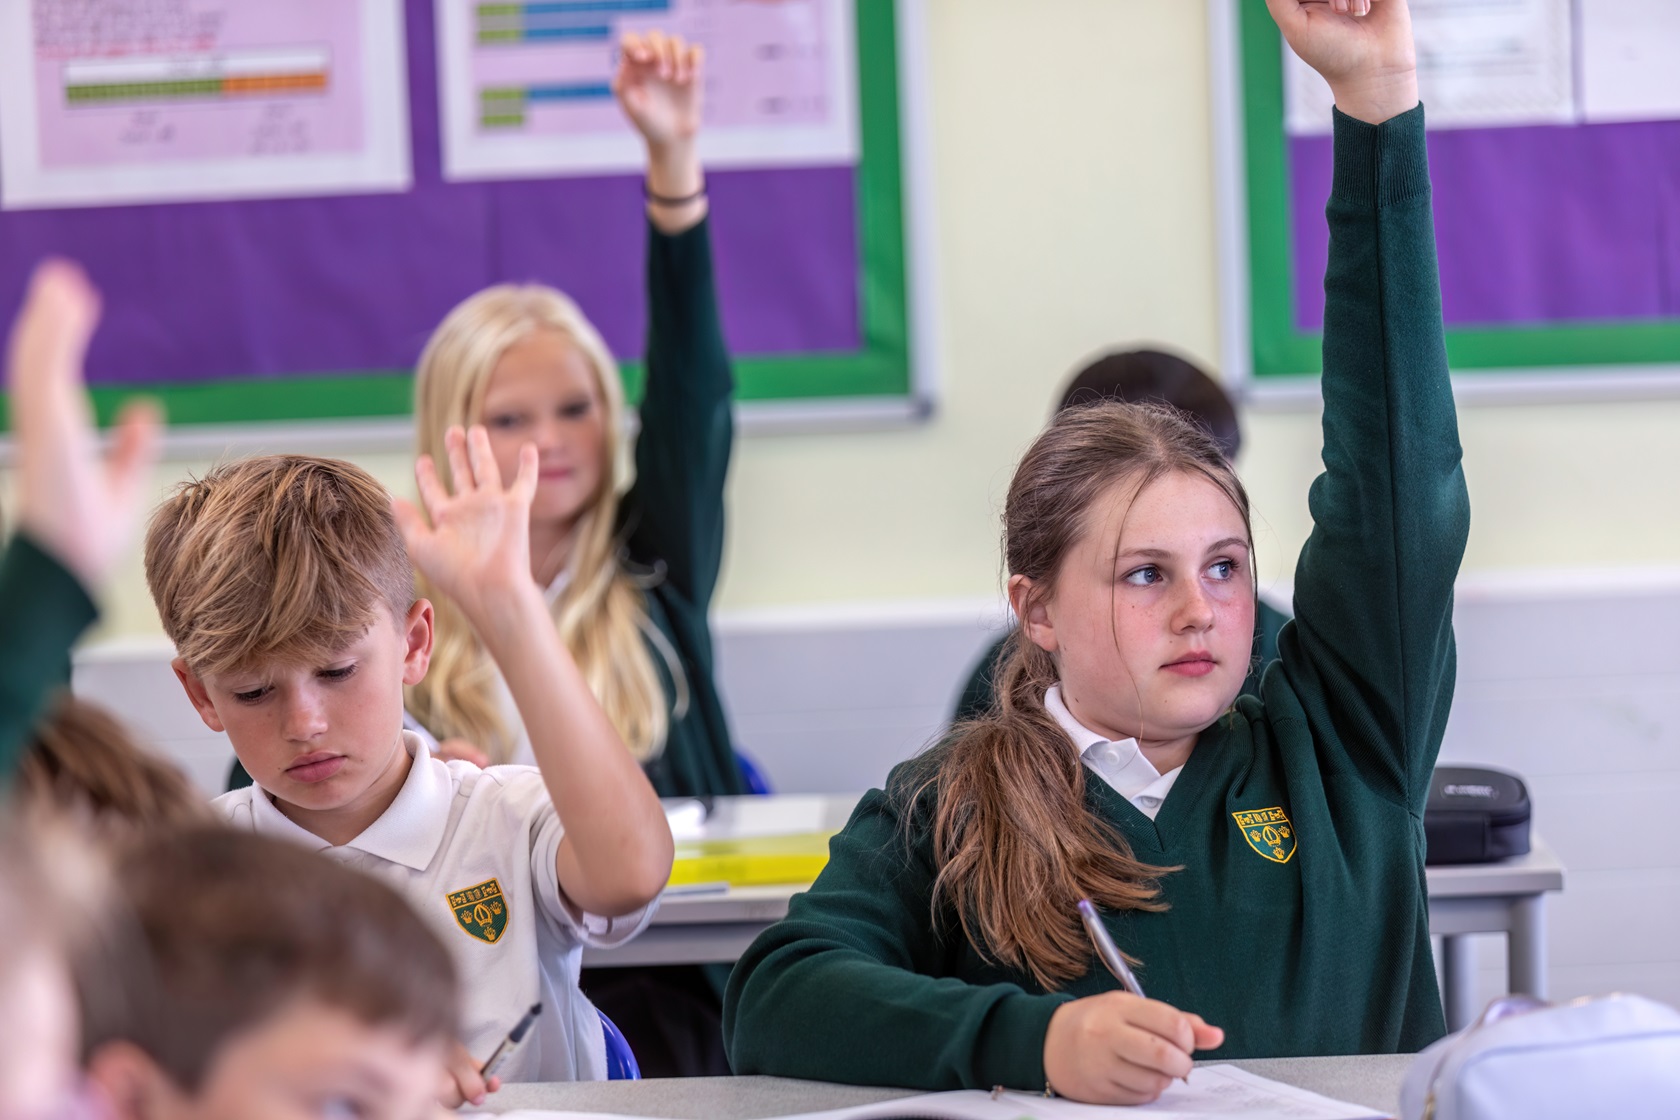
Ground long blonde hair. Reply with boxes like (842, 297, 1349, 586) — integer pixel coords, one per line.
(406, 285, 675, 763)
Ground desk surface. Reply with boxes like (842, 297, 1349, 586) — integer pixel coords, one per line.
(482, 1056, 1416, 1116)
(653, 795, 1564, 928)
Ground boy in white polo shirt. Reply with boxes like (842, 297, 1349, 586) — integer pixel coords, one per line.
(144, 425, 673, 1105)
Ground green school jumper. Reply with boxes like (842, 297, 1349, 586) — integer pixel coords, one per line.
(723, 105, 1467, 1089)
(0, 536, 97, 773)
(624, 217, 746, 800)
(952, 600, 1292, 723)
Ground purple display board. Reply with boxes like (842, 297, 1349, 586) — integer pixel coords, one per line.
(0, 0, 861, 391)
(1289, 119, 1680, 333)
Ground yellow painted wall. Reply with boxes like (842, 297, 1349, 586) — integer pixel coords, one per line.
(21, 0, 1680, 642)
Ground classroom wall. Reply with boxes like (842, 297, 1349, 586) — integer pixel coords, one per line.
(13, 0, 1676, 640)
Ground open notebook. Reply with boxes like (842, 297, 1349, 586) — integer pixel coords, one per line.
(483, 1064, 1385, 1120)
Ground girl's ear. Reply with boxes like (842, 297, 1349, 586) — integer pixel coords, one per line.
(1007, 574, 1058, 655)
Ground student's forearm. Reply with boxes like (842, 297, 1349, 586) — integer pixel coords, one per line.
(473, 586, 673, 915)
(645, 139, 707, 233)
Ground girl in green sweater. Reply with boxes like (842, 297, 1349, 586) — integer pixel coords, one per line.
(726, 0, 1467, 1103)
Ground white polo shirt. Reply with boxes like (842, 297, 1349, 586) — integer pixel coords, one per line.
(1044, 685, 1182, 820)
(214, 732, 654, 1081)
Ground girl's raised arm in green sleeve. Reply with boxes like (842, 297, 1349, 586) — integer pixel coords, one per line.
(612, 30, 732, 608)
(1265, 0, 1470, 807)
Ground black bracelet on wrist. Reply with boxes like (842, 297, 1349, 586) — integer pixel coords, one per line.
(643, 180, 707, 207)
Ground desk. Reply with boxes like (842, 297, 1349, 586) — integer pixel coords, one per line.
(481, 1056, 1415, 1116)
(588, 796, 1564, 1032)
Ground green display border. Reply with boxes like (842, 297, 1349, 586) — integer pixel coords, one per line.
(1239, 3, 1680, 379)
(10, 0, 910, 428)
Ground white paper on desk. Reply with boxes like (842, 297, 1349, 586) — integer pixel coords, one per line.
(701, 795, 832, 840)
(477, 1065, 1382, 1120)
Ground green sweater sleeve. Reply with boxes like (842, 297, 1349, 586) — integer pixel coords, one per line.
(0, 535, 97, 774)
(724, 784, 1070, 1089)
(1279, 105, 1469, 810)
(623, 218, 734, 609)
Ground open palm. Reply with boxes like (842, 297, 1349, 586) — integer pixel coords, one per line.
(612, 29, 703, 149)
(393, 425, 535, 622)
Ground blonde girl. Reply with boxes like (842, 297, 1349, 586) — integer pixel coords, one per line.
(407, 30, 743, 802)
(727, 0, 1467, 1104)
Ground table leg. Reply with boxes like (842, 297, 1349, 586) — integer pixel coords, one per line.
(1440, 933, 1477, 1032)
(1508, 893, 1548, 999)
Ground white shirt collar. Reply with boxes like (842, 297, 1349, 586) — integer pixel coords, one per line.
(1044, 684, 1182, 814)
(248, 731, 451, 871)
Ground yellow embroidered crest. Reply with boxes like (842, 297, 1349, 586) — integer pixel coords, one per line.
(447, 878, 508, 943)
(1232, 807, 1296, 864)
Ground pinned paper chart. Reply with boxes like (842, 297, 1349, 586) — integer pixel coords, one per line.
(1283, 0, 1680, 135)
(436, 0, 859, 180)
(0, 0, 411, 209)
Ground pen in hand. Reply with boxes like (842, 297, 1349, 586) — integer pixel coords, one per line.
(1078, 899, 1190, 1085)
(481, 1002, 542, 1080)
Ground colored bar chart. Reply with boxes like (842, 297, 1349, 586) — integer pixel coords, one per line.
(439, 0, 859, 180)
(475, 1, 670, 44)
(62, 49, 332, 106)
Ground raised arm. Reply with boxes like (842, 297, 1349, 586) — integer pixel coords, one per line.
(612, 31, 733, 608)
(1266, 0, 1469, 806)
(0, 261, 158, 768)
(395, 426, 673, 916)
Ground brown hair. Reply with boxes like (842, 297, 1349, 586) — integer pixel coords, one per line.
(16, 695, 208, 828)
(907, 401, 1254, 989)
(78, 826, 458, 1091)
(144, 456, 414, 675)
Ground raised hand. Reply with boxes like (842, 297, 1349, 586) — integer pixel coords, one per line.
(612, 29, 707, 232)
(612, 29, 704, 152)
(5, 259, 160, 593)
(1266, 0, 1418, 125)
(393, 425, 539, 629)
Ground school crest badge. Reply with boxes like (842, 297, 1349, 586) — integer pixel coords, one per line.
(447, 878, 508, 944)
(1232, 807, 1296, 864)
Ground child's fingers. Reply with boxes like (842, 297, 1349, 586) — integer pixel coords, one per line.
(619, 30, 649, 62)
(511, 442, 539, 505)
(413, 455, 450, 519)
(444, 425, 474, 491)
(391, 496, 427, 550)
(103, 397, 162, 497)
(465, 424, 503, 490)
(684, 42, 705, 84)
(443, 1044, 489, 1107)
(1187, 1013, 1225, 1051)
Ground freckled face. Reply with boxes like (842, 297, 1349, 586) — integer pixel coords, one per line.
(1035, 471, 1255, 746)
(478, 329, 609, 536)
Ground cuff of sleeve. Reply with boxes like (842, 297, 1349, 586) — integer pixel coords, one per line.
(0, 533, 97, 657)
(1330, 102, 1431, 210)
(574, 894, 659, 949)
(974, 989, 1072, 1091)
